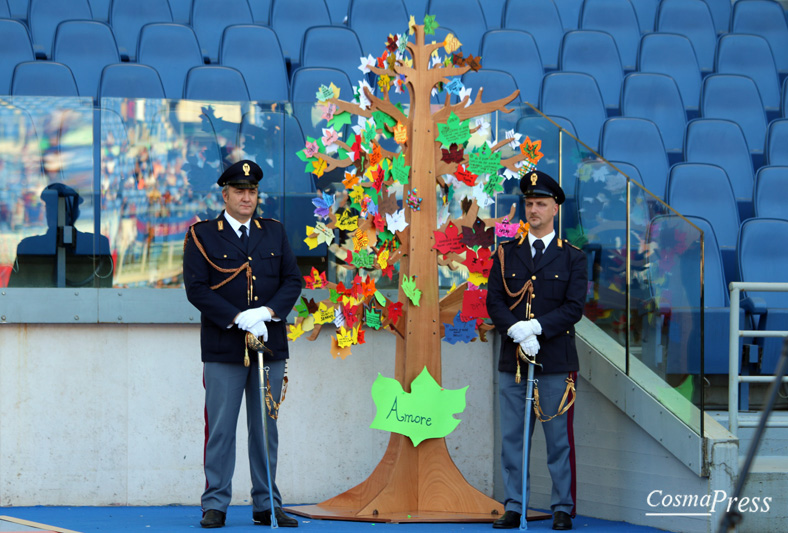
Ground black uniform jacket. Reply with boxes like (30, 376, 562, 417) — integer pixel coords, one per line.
(486, 236, 588, 374)
(183, 212, 302, 363)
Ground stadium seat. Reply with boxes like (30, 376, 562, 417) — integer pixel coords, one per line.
(481, 0, 505, 29)
(540, 72, 607, 152)
(348, 0, 409, 58)
(11, 60, 79, 96)
(0, 19, 35, 94)
(656, 0, 717, 74)
(88, 0, 108, 21)
(716, 33, 781, 119)
(220, 24, 289, 103)
(168, 0, 191, 24)
(425, 0, 487, 56)
(28, 0, 93, 58)
(52, 20, 120, 99)
(684, 118, 754, 220)
(190, 0, 253, 64)
(554, 0, 582, 31)
(98, 63, 165, 99)
(271, 0, 332, 70)
(637, 33, 702, 117)
(137, 23, 204, 100)
(703, 0, 731, 34)
(701, 74, 768, 162)
(766, 119, 788, 166)
(666, 162, 741, 284)
(783, 77, 788, 118)
(301, 26, 364, 85)
(6, 0, 25, 19)
(461, 69, 520, 106)
(0, 0, 10, 17)
(731, 0, 788, 77)
(631, 0, 659, 33)
(248, 0, 271, 24)
(289, 66, 353, 139)
(502, 0, 564, 71)
(183, 65, 250, 101)
(559, 30, 623, 115)
(109, 0, 173, 61)
(600, 117, 670, 199)
(644, 214, 742, 374)
(515, 114, 578, 189)
(480, 30, 543, 105)
(738, 217, 788, 373)
(621, 72, 686, 161)
(754, 166, 788, 219)
(579, 0, 640, 71)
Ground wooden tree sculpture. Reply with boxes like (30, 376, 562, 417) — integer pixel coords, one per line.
(287, 18, 545, 522)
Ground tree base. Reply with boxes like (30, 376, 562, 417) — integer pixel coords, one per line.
(284, 504, 551, 523)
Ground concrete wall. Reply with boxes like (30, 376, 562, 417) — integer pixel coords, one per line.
(0, 324, 498, 507)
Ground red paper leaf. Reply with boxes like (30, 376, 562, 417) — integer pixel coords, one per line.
(433, 221, 465, 255)
(441, 143, 464, 164)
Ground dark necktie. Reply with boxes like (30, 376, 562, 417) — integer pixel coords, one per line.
(533, 239, 544, 266)
(239, 225, 248, 249)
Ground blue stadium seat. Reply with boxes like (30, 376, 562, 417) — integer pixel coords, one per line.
(88, 0, 109, 21)
(348, 0, 408, 57)
(621, 72, 686, 161)
(503, 0, 563, 71)
(731, 0, 788, 77)
(644, 214, 742, 374)
(701, 74, 768, 162)
(220, 24, 289, 103)
(11, 60, 79, 96)
(289, 66, 353, 139)
(183, 65, 250, 101)
(109, 0, 172, 61)
(515, 114, 578, 188)
(481, 0, 505, 29)
(684, 118, 754, 220)
(637, 33, 702, 117)
(480, 30, 543, 105)
(271, 0, 332, 70)
(168, 0, 191, 24)
(190, 0, 253, 64)
(766, 119, 788, 166)
(559, 30, 623, 115)
(52, 20, 120, 99)
(248, 0, 271, 24)
(28, 0, 93, 58)
(301, 26, 364, 85)
(783, 77, 788, 118)
(7, 0, 26, 19)
(716, 33, 781, 119)
(738, 217, 788, 373)
(703, 0, 731, 34)
(461, 69, 520, 105)
(403, 0, 427, 20)
(137, 23, 204, 99)
(754, 165, 788, 219)
(600, 117, 670, 199)
(667, 162, 741, 284)
(656, 0, 717, 74)
(425, 0, 487, 56)
(554, 0, 582, 31)
(0, 0, 10, 17)
(98, 63, 165, 99)
(579, 0, 640, 71)
(632, 0, 659, 33)
(0, 19, 34, 94)
(540, 72, 607, 152)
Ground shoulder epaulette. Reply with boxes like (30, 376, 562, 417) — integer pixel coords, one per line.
(563, 239, 582, 251)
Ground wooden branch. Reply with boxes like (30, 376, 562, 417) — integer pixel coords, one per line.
(500, 153, 528, 174)
(327, 97, 372, 119)
(433, 87, 520, 123)
(362, 86, 409, 125)
(316, 151, 354, 174)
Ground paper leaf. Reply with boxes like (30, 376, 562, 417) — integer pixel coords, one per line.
(327, 111, 352, 129)
(443, 33, 462, 54)
(287, 323, 305, 341)
(394, 122, 408, 144)
(482, 173, 504, 196)
(495, 217, 519, 238)
(462, 247, 492, 277)
(385, 209, 409, 233)
(441, 143, 464, 164)
(330, 335, 353, 359)
(304, 267, 328, 289)
(294, 297, 310, 318)
(374, 290, 387, 306)
(461, 217, 495, 248)
(468, 143, 501, 176)
(370, 367, 467, 446)
(461, 289, 490, 320)
(435, 111, 471, 147)
(455, 164, 478, 186)
(443, 311, 478, 345)
(391, 153, 410, 185)
(365, 307, 382, 330)
(433, 221, 465, 255)
(351, 249, 375, 269)
(314, 302, 336, 325)
(336, 209, 359, 231)
(402, 275, 421, 306)
(423, 14, 439, 35)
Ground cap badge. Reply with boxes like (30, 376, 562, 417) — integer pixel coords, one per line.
(530, 173, 538, 186)
(243, 163, 251, 176)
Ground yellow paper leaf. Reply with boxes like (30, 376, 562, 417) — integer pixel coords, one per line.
(329, 82, 340, 99)
(336, 210, 359, 231)
(314, 302, 335, 325)
(311, 158, 327, 177)
(394, 122, 407, 144)
(443, 33, 462, 54)
(336, 327, 354, 348)
(303, 231, 319, 250)
(353, 228, 369, 251)
(468, 271, 488, 287)
(408, 15, 416, 35)
(287, 323, 305, 341)
(378, 248, 389, 269)
(301, 315, 315, 332)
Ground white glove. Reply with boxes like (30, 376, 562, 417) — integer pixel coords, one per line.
(235, 307, 272, 330)
(247, 320, 268, 343)
(507, 319, 542, 343)
(520, 335, 540, 357)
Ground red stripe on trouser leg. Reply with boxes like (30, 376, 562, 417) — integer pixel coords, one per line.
(567, 371, 577, 518)
(203, 365, 210, 493)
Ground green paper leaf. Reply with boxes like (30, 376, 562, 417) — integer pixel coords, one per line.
(370, 367, 467, 446)
(482, 173, 504, 196)
(372, 110, 396, 139)
(351, 249, 375, 269)
(294, 298, 309, 318)
(468, 143, 502, 176)
(402, 274, 421, 306)
(435, 111, 471, 147)
(374, 290, 387, 306)
(365, 307, 382, 330)
(329, 288, 340, 303)
(423, 14, 439, 36)
(328, 111, 352, 129)
(391, 153, 411, 185)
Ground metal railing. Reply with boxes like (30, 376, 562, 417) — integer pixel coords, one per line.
(728, 281, 788, 435)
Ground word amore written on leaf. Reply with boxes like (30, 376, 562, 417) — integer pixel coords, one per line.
(370, 367, 467, 447)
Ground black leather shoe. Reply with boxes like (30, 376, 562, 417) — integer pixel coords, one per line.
(492, 510, 521, 529)
(200, 509, 226, 528)
(253, 507, 299, 527)
(552, 510, 572, 530)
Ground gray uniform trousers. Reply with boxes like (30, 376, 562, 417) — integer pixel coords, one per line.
(499, 370, 575, 515)
(202, 358, 286, 513)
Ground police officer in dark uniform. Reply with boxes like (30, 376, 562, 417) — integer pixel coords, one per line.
(486, 171, 588, 530)
(183, 160, 302, 528)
